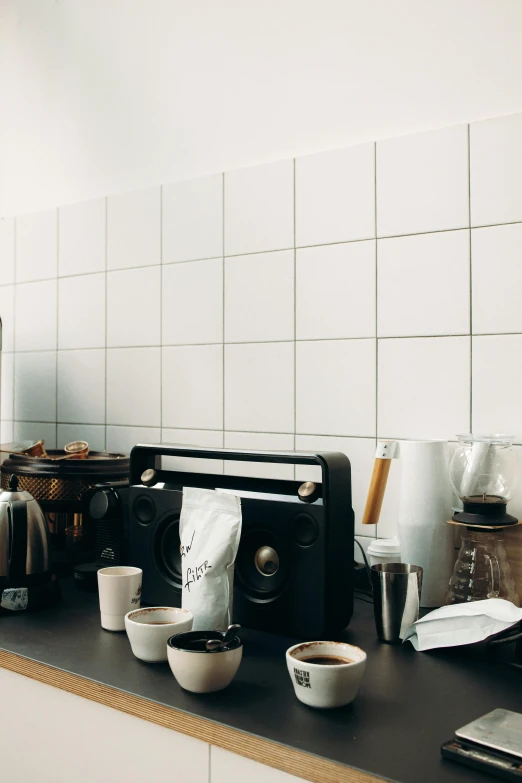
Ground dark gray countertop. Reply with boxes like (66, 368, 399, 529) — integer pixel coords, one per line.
(0, 580, 520, 783)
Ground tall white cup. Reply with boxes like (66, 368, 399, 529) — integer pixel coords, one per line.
(97, 566, 143, 631)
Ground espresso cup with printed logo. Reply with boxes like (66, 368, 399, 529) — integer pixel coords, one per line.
(286, 641, 366, 709)
(97, 566, 142, 632)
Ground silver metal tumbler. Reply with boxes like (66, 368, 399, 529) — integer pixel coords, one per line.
(371, 563, 423, 644)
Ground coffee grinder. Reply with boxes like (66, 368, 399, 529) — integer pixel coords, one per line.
(447, 434, 520, 605)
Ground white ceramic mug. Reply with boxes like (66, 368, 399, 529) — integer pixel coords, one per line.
(97, 566, 142, 631)
(125, 607, 193, 662)
(286, 641, 366, 709)
(167, 631, 242, 693)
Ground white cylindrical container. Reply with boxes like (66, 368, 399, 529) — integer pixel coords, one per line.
(367, 538, 401, 567)
(396, 440, 455, 608)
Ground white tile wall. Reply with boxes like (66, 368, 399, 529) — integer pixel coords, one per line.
(162, 174, 223, 263)
(296, 242, 375, 340)
(377, 231, 470, 337)
(162, 344, 223, 430)
(16, 209, 57, 282)
(2, 110, 522, 543)
(107, 265, 161, 347)
(295, 143, 375, 247)
(162, 258, 223, 345)
(225, 251, 294, 343)
(57, 349, 105, 424)
(0, 218, 15, 284)
(107, 187, 161, 270)
(224, 160, 294, 255)
(376, 124, 469, 237)
(470, 113, 522, 227)
(15, 279, 57, 352)
(58, 274, 106, 349)
(59, 198, 106, 277)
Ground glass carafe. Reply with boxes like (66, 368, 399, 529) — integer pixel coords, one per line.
(446, 530, 520, 606)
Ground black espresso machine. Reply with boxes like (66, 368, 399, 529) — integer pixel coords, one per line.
(90, 444, 354, 638)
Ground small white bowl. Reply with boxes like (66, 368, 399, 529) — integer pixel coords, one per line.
(286, 641, 366, 709)
(125, 607, 193, 662)
(167, 630, 242, 693)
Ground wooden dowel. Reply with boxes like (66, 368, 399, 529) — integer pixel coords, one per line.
(361, 458, 392, 525)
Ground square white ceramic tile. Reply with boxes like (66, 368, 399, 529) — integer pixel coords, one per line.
(295, 435, 376, 536)
(224, 432, 295, 479)
(0, 285, 15, 351)
(225, 251, 294, 342)
(16, 209, 58, 282)
(162, 345, 223, 430)
(14, 352, 57, 422)
(58, 274, 106, 349)
(107, 187, 161, 271)
(162, 174, 223, 263)
(57, 424, 105, 452)
(15, 280, 57, 351)
(106, 348, 161, 426)
(106, 425, 161, 455)
(376, 125, 469, 237)
(162, 428, 224, 474)
(211, 747, 307, 783)
(296, 241, 375, 340)
(296, 143, 375, 247)
(378, 337, 470, 440)
(0, 218, 15, 284)
(472, 335, 522, 439)
(378, 230, 470, 337)
(224, 160, 294, 256)
(162, 258, 222, 345)
(296, 340, 376, 437)
(472, 224, 522, 334)
(470, 113, 522, 227)
(59, 198, 106, 276)
(225, 342, 294, 433)
(1, 420, 14, 443)
(1, 353, 14, 421)
(57, 350, 105, 424)
(13, 421, 56, 448)
(107, 265, 161, 347)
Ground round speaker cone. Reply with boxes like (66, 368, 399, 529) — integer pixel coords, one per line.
(236, 528, 287, 597)
(153, 515, 182, 587)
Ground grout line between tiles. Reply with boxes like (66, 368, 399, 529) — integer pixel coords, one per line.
(222, 172, 225, 446)
(293, 157, 297, 478)
(55, 208, 59, 446)
(159, 186, 163, 444)
(373, 141, 379, 537)
(468, 123, 473, 433)
(104, 196, 108, 451)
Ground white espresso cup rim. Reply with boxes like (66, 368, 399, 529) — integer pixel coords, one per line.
(98, 566, 142, 577)
(286, 641, 367, 667)
(125, 606, 192, 626)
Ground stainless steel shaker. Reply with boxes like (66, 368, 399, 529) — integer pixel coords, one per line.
(371, 563, 423, 643)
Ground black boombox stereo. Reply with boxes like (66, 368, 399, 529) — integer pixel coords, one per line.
(93, 444, 354, 638)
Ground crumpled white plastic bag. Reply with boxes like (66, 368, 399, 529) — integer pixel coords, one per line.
(403, 598, 522, 651)
(180, 486, 242, 632)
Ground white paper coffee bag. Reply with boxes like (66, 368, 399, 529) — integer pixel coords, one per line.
(180, 486, 242, 631)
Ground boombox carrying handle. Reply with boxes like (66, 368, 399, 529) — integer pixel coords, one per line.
(130, 444, 350, 501)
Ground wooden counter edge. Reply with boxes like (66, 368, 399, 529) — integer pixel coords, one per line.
(0, 649, 385, 783)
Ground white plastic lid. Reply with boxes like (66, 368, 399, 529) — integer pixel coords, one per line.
(366, 538, 401, 555)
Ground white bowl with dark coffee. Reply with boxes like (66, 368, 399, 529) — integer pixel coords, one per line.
(286, 641, 366, 708)
(125, 607, 193, 662)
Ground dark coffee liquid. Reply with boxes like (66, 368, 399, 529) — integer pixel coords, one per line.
(302, 655, 353, 665)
